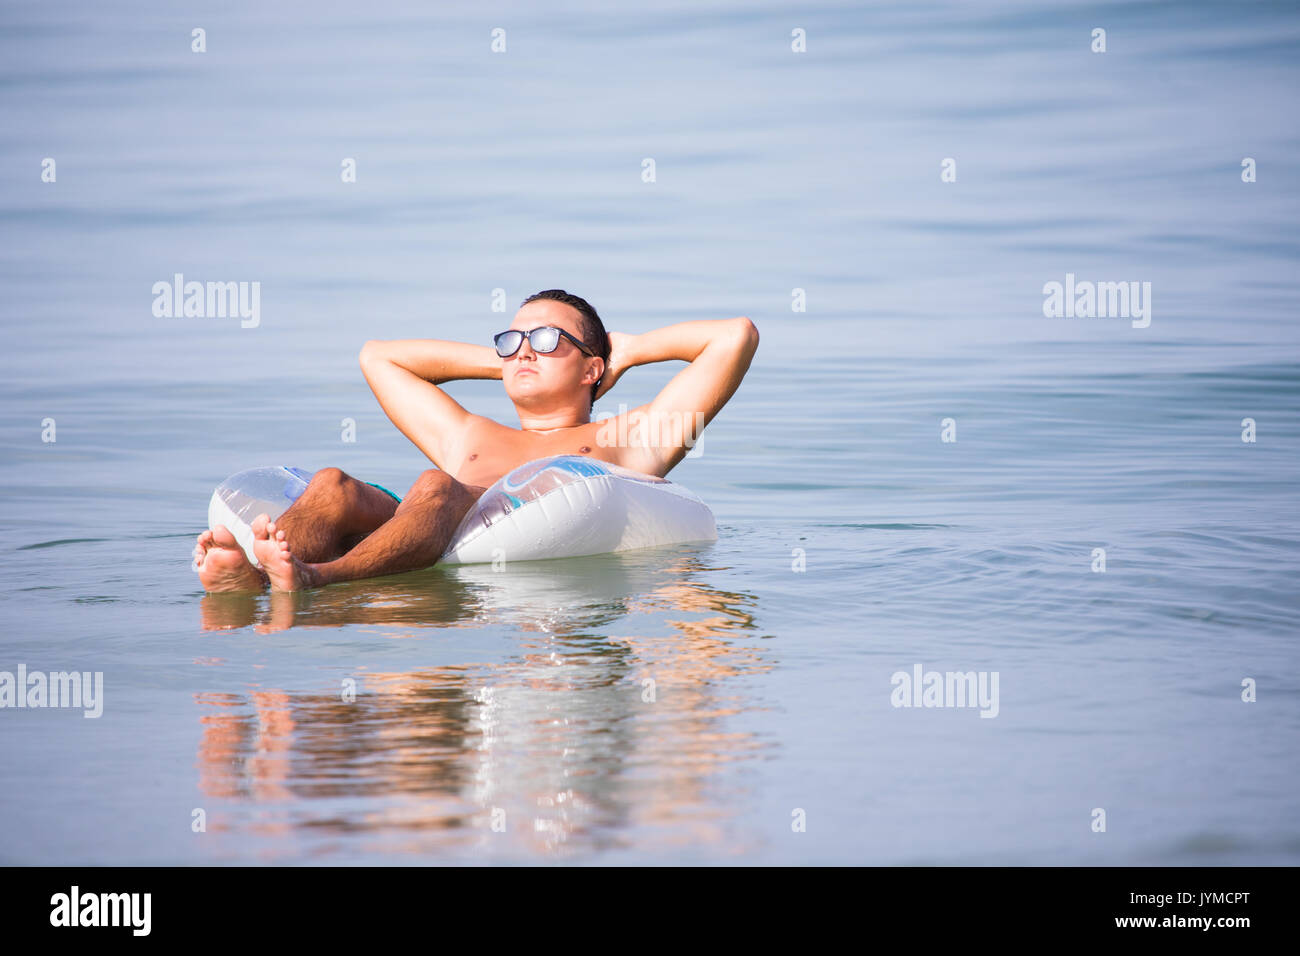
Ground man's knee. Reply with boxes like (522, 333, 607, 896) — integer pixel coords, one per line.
(305, 467, 369, 508)
(401, 470, 482, 515)
(408, 468, 457, 498)
(308, 466, 349, 489)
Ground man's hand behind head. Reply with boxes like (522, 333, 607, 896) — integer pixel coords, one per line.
(593, 331, 635, 402)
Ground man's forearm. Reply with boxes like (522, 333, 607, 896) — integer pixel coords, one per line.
(359, 339, 501, 384)
(626, 317, 753, 367)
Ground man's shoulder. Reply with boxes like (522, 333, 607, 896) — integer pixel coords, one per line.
(591, 404, 674, 476)
(462, 412, 508, 433)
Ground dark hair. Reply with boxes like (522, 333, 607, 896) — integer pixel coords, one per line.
(519, 289, 610, 412)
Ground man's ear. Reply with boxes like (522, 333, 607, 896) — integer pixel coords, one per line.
(586, 357, 605, 385)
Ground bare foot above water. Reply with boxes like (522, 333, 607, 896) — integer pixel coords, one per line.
(194, 525, 268, 592)
(251, 513, 322, 592)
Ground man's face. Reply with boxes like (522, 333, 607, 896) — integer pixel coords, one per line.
(501, 300, 601, 411)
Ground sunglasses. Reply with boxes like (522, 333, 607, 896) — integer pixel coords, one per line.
(494, 326, 595, 358)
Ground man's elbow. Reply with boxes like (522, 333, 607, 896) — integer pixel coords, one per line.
(731, 316, 759, 352)
(359, 340, 384, 366)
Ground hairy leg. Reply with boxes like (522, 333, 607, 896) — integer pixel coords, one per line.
(254, 469, 485, 591)
(272, 467, 398, 563)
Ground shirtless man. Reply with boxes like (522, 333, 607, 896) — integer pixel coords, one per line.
(193, 289, 759, 592)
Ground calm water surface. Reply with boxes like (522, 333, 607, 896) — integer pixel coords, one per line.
(1, 0, 1297, 864)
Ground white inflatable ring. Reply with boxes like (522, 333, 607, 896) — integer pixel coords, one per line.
(207, 454, 716, 568)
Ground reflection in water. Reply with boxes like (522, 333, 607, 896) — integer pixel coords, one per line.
(194, 548, 772, 859)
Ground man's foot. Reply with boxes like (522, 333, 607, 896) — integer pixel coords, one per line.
(194, 525, 268, 592)
(251, 514, 323, 592)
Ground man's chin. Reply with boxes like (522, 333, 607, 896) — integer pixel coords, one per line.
(506, 386, 549, 410)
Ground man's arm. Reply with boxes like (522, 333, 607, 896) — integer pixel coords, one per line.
(604, 316, 759, 475)
(358, 339, 500, 470)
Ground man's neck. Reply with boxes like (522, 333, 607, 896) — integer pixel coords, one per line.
(517, 410, 591, 433)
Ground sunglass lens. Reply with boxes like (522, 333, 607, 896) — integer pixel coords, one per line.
(530, 327, 561, 352)
(495, 331, 522, 357)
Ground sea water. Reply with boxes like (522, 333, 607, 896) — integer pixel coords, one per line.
(0, 0, 1297, 864)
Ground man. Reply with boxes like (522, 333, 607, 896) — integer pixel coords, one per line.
(194, 289, 759, 591)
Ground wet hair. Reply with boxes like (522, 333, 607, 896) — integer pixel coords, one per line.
(519, 289, 610, 412)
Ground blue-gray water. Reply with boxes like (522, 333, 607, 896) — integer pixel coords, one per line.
(1, 0, 1297, 864)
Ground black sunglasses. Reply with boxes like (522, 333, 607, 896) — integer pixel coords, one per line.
(494, 326, 594, 358)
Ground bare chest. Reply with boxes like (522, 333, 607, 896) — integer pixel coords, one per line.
(451, 421, 625, 488)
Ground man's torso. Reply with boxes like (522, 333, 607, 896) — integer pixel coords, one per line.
(447, 411, 659, 488)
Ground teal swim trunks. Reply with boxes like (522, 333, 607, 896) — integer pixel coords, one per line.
(365, 481, 402, 504)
